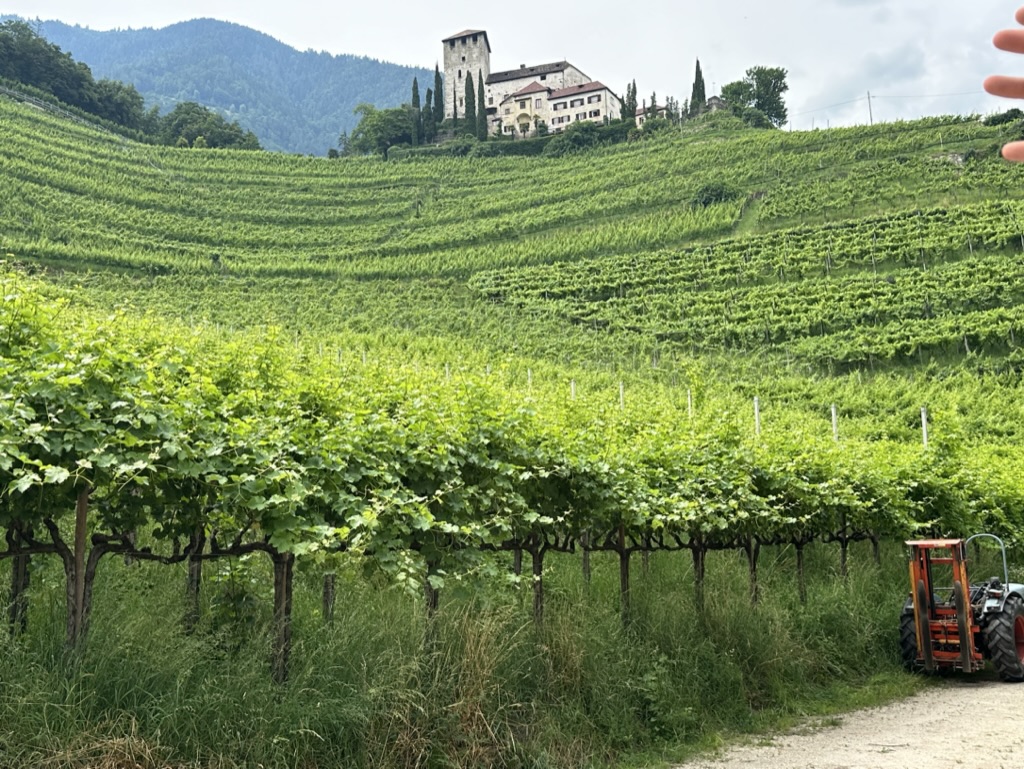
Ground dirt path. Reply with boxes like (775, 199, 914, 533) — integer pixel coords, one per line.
(681, 678, 1024, 769)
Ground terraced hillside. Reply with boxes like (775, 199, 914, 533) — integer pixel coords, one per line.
(5, 99, 1024, 372)
(6, 93, 1024, 769)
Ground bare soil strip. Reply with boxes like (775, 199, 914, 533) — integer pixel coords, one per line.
(681, 678, 1024, 769)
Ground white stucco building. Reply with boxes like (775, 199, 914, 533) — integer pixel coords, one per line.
(442, 29, 622, 137)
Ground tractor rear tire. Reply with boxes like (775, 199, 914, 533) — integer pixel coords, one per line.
(983, 593, 1024, 682)
(899, 610, 918, 670)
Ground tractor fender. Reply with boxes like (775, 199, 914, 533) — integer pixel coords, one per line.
(982, 582, 1024, 614)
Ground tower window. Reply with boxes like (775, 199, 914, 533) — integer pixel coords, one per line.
(449, 40, 455, 48)
(472, 34, 478, 43)
(462, 55, 466, 62)
(458, 69, 462, 79)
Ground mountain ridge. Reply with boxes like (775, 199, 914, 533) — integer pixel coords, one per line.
(6, 16, 432, 154)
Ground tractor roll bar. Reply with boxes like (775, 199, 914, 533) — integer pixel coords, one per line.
(964, 533, 1010, 587)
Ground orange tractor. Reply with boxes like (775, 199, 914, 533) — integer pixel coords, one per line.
(901, 535, 1024, 680)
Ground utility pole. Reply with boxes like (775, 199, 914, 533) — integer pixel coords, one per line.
(867, 91, 874, 126)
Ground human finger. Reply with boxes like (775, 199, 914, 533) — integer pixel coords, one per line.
(984, 74, 1024, 99)
(1002, 140, 1024, 162)
(994, 28, 1024, 53)
(1017, 6, 1024, 25)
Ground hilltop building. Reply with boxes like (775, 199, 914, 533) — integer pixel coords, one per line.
(442, 29, 622, 137)
(635, 103, 669, 128)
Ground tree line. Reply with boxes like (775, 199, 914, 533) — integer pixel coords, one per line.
(0, 20, 260, 149)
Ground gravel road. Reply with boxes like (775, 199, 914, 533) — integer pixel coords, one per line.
(681, 678, 1024, 769)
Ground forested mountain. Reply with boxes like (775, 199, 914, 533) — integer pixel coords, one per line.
(9, 16, 432, 154)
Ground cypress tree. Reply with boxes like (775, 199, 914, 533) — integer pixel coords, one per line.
(621, 80, 637, 122)
(690, 59, 706, 116)
(476, 71, 487, 140)
(434, 64, 444, 125)
(464, 75, 476, 136)
(411, 77, 421, 146)
(424, 87, 436, 142)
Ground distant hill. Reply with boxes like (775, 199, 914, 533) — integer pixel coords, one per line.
(9, 17, 432, 154)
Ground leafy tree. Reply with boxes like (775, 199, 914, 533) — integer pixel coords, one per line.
(476, 71, 487, 141)
(664, 96, 680, 123)
(690, 59, 706, 116)
(411, 77, 421, 146)
(650, 92, 657, 115)
(161, 101, 261, 149)
(347, 103, 413, 155)
(543, 121, 602, 157)
(720, 66, 788, 128)
(434, 64, 445, 125)
(0, 20, 147, 130)
(464, 75, 477, 136)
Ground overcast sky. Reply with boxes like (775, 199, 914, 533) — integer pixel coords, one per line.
(3, 0, 1021, 128)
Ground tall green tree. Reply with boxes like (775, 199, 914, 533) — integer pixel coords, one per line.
(620, 80, 638, 121)
(434, 64, 444, 125)
(464, 75, 477, 136)
(476, 71, 487, 140)
(720, 66, 789, 128)
(690, 59, 706, 116)
(424, 87, 436, 143)
(411, 77, 421, 146)
(347, 103, 413, 155)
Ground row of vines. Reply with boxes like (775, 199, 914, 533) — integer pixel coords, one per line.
(4, 269, 1024, 683)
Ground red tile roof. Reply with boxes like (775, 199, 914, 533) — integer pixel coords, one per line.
(548, 81, 616, 100)
(511, 82, 551, 97)
(488, 61, 572, 84)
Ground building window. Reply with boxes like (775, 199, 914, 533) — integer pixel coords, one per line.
(576, 112, 585, 121)
(535, 98, 543, 108)
(540, 75, 547, 81)
(519, 100, 527, 109)
(570, 98, 584, 107)
(553, 102, 566, 111)
(588, 94, 601, 103)
(449, 40, 455, 48)
(458, 69, 462, 79)
(504, 107, 511, 115)
(459, 97, 464, 107)
(589, 109, 601, 118)
(472, 34, 478, 43)
(461, 55, 466, 62)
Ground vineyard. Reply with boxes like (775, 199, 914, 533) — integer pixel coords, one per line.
(4, 93, 1024, 767)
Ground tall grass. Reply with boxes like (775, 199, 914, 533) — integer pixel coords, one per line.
(0, 541, 921, 768)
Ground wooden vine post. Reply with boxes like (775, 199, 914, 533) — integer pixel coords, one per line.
(531, 542, 545, 626)
(691, 537, 707, 613)
(7, 522, 31, 636)
(322, 572, 336, 625)
(270, 550, 295, 685)
(743, 536, 761, 605)
(185, 527, 205, 633)
(618, 525, 631, 625)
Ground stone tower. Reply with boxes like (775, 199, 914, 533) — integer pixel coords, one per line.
(441, 30, 491, 121)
